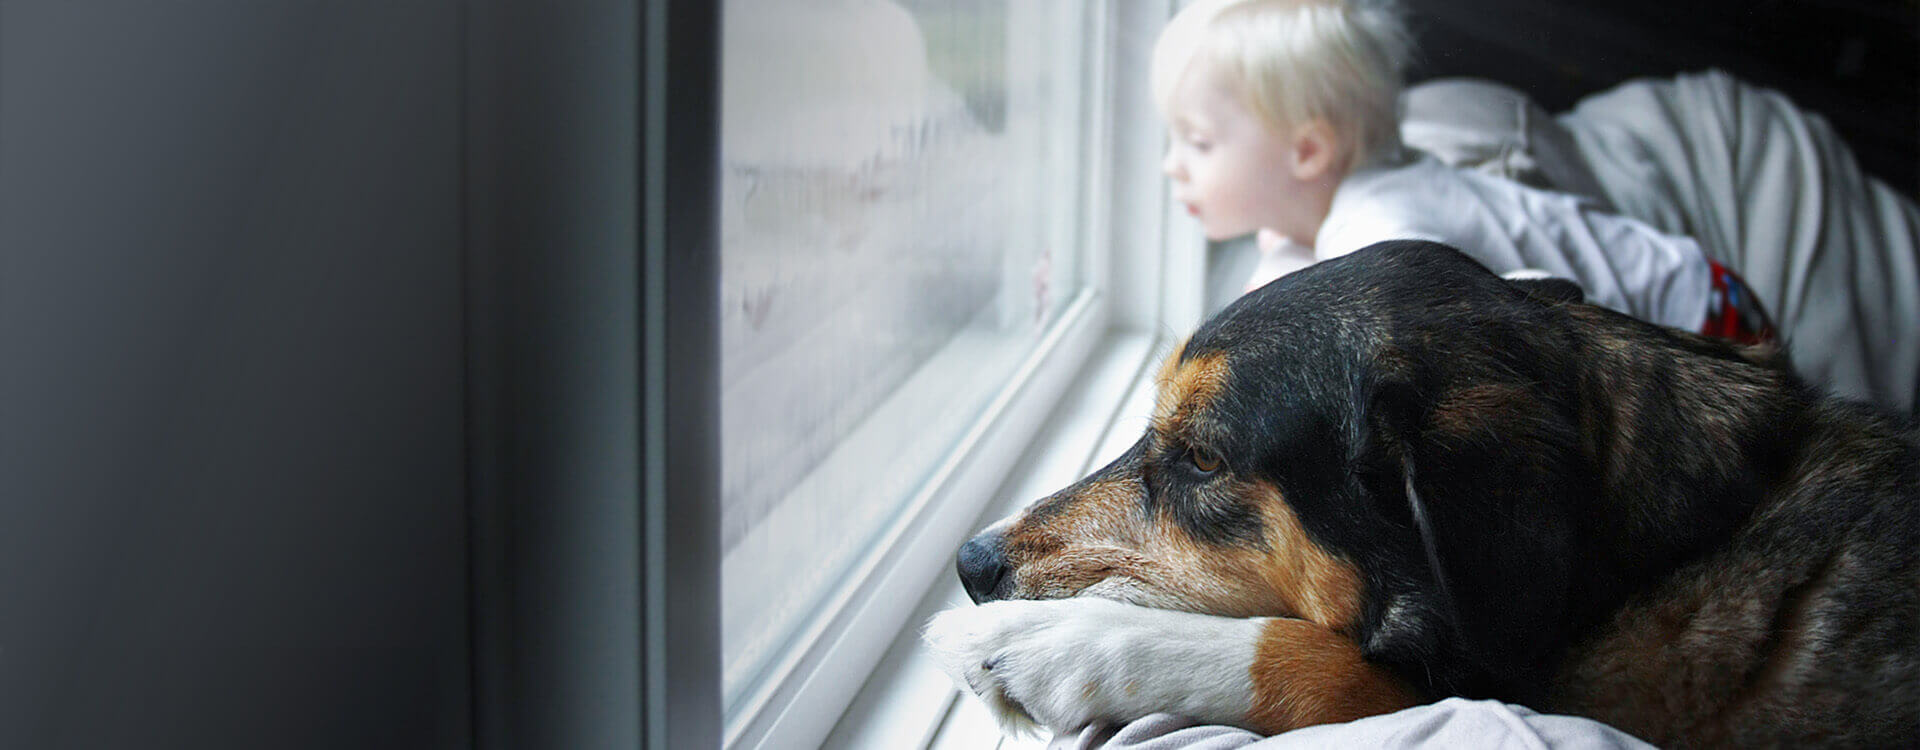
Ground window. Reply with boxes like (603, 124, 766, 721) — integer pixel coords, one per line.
(715, 2, 1196, 747)
(718, 1, 1118, 746)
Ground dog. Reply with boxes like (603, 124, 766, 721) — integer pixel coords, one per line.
(923, 241, 1920, 747)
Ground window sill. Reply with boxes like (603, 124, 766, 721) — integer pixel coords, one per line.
(821, 329, 1170, 750)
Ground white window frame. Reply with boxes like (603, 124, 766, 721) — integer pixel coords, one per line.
(720, 2, 1202, 749)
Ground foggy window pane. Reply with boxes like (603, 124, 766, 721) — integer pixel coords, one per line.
(719, 0, 1088, 712)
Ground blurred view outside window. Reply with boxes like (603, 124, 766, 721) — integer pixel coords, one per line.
(719, 0, 1093, 719)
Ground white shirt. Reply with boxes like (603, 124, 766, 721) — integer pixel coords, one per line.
(1277, 154, 1711, 331)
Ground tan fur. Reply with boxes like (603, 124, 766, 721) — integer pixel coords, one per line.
(999, 479, 1363, 628)
(1003, 476, 1147, 599)
(1245, 481, 1364, 631)
(1002, 475, 1292, 617)
(1000, 344, 1364, 626)
(1153, 343, 1229, 438)
(1245, 618, 1419, 734)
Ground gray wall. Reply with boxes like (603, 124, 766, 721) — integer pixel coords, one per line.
(0, 1, 716, 748)
(0, 2, 471, 747)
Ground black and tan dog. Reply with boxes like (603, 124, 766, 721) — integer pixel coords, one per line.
(924, 241, 1920, 747)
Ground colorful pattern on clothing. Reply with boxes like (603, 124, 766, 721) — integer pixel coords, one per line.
(1703, 259, 1776, 345)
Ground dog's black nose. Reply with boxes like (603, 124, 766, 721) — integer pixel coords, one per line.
(956, 531, 1010, 604)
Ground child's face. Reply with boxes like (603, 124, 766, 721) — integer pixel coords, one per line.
(1160, 57, 1302, 242)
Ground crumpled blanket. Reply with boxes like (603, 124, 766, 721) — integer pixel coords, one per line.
(1558, 70, 1920, 415)
(1401, 71, 1920, 415)
(1047, 698, 1655, 750)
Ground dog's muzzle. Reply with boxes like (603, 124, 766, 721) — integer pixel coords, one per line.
(956, 530, 1010, 604)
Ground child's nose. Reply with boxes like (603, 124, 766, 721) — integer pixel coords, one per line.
(1161, 149, 1184, 181)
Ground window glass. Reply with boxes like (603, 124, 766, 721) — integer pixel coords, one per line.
(719, 0, 1091, 715)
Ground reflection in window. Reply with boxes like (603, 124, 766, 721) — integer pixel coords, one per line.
(719, 0, 1091, 719)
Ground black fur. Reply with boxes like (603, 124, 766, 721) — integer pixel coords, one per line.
(1176, 241, 1920, 745)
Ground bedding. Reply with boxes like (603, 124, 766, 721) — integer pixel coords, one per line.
(1047, 699, 1654, 750)
(1405, 71, 1920, 415)
(1399, 78, 1613, 209)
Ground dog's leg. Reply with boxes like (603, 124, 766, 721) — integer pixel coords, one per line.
(923, 598, 1418, 736)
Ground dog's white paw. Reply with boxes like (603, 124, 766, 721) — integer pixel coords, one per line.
(923, 598, 1262, 735)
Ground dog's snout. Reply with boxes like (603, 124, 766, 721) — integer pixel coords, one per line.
(957, 531, 1010, 604)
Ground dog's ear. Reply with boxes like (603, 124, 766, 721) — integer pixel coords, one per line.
(1352, 350, 1583, 703)
(1350, 376, 1463, 696)
(1398, 455, 1458, 640)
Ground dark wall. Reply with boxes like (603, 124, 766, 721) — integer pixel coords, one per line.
(464, 0, 650, 747)
(1405, 0, 1920, 195)
(0, 0, 720, 747)
(0, 2, 471, 748)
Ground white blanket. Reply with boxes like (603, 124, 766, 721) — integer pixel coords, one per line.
(1048, 699, 1655, 750)
(1560, 70, 1920, 415)
(1406, 71, 1920, 414)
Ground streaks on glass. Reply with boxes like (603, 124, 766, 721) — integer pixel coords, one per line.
(721, 0, 1018, 540)
(718, 0, 1081, 710)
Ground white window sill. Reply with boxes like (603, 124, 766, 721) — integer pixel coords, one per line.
(821, 329, 1171, 750)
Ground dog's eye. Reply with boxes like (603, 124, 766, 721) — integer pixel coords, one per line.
(1189, 446, 1222, 474)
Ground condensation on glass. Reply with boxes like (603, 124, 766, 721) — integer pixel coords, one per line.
(719, 0, 1090, 716)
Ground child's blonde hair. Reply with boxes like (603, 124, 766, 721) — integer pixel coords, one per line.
(1152, 0, 1413, 172)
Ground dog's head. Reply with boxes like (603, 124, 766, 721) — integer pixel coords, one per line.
(956, 240, 1791, 698)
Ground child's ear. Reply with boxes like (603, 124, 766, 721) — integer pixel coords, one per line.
(1289, 119, 1341, 181)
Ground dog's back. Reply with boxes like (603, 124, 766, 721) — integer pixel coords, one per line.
(1345, 245, 1920, 746)
(1550, 394, 1920, 747)
(1341, 245, 1920, 746)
